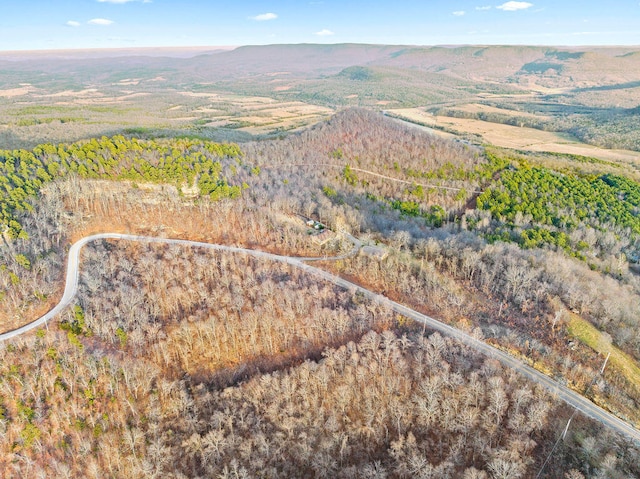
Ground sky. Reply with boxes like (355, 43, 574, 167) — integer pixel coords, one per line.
(1, 0, 640, 51)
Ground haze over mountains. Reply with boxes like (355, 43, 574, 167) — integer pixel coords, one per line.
(3, 43, 640, 88)
(3, 43, 640, 154)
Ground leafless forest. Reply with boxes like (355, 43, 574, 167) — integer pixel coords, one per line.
(1, 109, 640, 478)
(1, 240, 638, 478)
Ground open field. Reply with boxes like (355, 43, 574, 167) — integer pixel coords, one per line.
(436, 116, 640, 164)
(388, 106, 640, 165)
(180, 92, 334, 134)
(0, 86, 334, 148)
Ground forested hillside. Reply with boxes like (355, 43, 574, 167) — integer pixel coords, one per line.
(1, 109, 640, 478)
(476, 163, 640, 259)
(2, 241, 638, 478)
(0, 136, 243, 238)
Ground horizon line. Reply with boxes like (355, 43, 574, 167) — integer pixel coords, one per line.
(2, 42, 640, 55)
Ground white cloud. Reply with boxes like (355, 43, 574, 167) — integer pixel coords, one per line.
(250, 12, 278, 21)
(88, 18, 114, 25)
(453, 10, 466, 16)
(314, 29, 335, 36)
(476, 5, 492, 10)
(496, 1, 533, 11)
(66, 20, 81, 27)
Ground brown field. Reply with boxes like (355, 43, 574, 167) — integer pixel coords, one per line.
(182, 91, 334, 134)
(388, 107, 640, 165)
(0, 86, 35, 97)
(0, 87, 335, 149)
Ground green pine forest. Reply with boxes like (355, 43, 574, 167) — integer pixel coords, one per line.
(0, 136, 244, 238)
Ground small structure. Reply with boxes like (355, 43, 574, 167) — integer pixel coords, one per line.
(301, 216, 325, 231)
(297, 214, 333, 244)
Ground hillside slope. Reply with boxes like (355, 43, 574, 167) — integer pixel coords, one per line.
(2, 109, 640, 478)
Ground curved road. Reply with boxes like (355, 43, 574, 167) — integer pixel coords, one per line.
(1, 233, 639, 445)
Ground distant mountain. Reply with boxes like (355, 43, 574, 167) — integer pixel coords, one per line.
(180, 43, 409, 78)
(2, 43, 640, 88)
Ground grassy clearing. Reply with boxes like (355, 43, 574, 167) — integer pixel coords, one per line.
(388, 105, 640, 166)
(568, 314, 640, 390)
(440, 116, 640, 163)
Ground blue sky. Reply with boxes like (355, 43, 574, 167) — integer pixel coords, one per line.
(1, 0, 639, 51)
